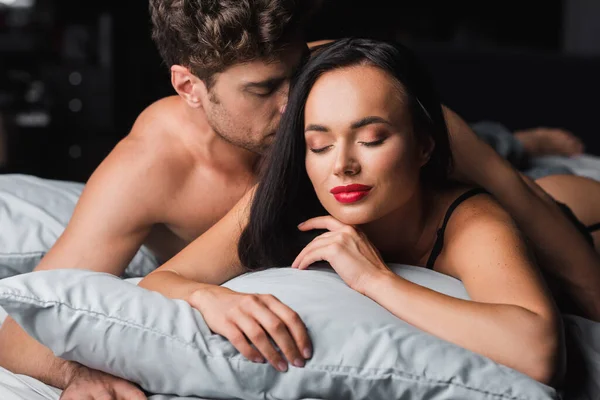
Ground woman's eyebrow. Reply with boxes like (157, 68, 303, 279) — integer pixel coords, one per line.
(350, 116, 392, 129)
(305, 124, 329, 133)
(305, 116, 392, 133)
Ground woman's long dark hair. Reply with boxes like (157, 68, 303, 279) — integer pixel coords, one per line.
(238, 38, 453, 270)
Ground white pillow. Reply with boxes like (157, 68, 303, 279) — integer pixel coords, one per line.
(0, 265, 558, 399)
(0, 174, 159, 279)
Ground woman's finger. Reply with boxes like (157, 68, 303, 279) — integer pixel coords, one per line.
(291, 234, 335, 269)
(234, 312, 286, 371)
(294, 244, 334, 271)
(261, 295, 313, 360)
(298, 215, 348, 232)
(221, 322, 266, 364)
(257, 295, 311, 366)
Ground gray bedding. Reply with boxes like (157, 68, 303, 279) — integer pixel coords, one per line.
(0, 366, 213, 400)
(1, 291, 599, 399)
(1, 174, 600, 399)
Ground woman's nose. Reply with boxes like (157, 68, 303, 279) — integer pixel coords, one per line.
(333, 148, 361, 176)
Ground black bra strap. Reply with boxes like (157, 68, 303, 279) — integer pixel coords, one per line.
(587, 222, 600, 233)
(425, 188, 489, 270)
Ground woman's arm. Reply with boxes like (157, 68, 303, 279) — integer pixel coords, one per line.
(364, 197, 562, 385)
(139, 186, 254, 292)
(444, 106, 600, 320)
(138, 187, 312, 372)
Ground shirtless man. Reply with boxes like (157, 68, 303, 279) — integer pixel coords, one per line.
(0, 1, 315, 398)
(0, 1, 599, 399)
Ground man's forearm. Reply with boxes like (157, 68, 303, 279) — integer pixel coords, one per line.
(0, 317, 81, 389)
(480, 158, 600, 317)
(0, 272, 210, 390)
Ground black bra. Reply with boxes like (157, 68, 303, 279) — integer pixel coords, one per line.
(424, 187, 600, 270)
(425, 188, 488, 270)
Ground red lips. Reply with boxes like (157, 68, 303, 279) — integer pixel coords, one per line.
(330, 184, 372, 204)
(330, 184, 372, 194)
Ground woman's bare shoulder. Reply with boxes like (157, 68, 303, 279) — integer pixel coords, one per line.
(433, 186, 523, 276)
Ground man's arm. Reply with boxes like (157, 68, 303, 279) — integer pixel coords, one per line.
(444, 107, 600, 320)
(0, 109, 181, 386)
(307, 39, 334, 50)
(37, 139, 160, 274)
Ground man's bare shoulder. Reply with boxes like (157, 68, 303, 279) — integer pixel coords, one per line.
(88, 96, 196, 206)
(101, 138, 193, 196)
(129, 96, 182, 138)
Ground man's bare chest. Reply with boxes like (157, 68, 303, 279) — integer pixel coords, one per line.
(168, 184, 249, 240)
(143, 176, 254, 263)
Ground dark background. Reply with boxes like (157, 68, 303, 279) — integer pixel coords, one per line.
(0, 0, 598, 182)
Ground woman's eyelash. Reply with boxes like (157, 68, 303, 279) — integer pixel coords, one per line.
(309, 139, 385, 153)
(360, 138, 386, 147)
(309, 146, 331, 154)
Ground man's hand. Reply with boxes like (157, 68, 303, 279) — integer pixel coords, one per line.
(189, 286, 312, 372)
(60, 363, 146, 400)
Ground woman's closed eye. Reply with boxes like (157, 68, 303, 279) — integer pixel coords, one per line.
(309, 138, 387, 154)
(359, 138, 386, 147)
(309, 145, 332, 154)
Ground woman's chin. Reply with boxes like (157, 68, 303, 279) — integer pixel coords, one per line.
(329, 209, 377, 226)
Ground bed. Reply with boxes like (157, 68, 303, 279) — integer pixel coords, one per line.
(0, 365, 217, 400)
(0, 174, 599, 399)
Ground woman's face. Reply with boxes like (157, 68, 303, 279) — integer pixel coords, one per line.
(304, 65, 431, 225)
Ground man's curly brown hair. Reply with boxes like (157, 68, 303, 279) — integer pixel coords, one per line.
(149, 0, 316, 85)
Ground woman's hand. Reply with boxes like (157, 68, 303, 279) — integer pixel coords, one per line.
(189, 285, 312, 372)
(292, 216, 392, 295)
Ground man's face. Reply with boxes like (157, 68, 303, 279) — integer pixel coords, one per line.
(201, 43, 307, 155)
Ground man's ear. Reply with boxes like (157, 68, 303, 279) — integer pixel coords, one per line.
(170, 65, 206, 109)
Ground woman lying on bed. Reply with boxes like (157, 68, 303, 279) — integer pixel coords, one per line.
(140, 38, 567, 385)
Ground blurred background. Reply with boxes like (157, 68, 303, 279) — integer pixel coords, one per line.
(0, 0, 598, 182)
